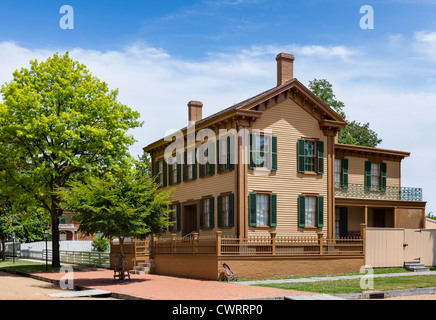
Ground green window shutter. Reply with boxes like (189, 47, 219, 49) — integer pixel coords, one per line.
(365, 161, 372, 191)
(162, 160, 167, 187)
(177, 153, 182, 184)
(270, 193, 277, 227)
(381, 162, 387, 191)
(217, 140, 222, 174)
(317, 140, 324, 174)
(342, 158, 349, 189)
(298, 195, 306, 227)
(199, 199, 204, 229)
(340, 207, 348, 238)
(249, 193, 257, 227)
(176, 203, 181, 232)
(271, 136, 278, 171)
(209, 197, 215, 228)
(168, 164, 173, 185)
(208, 142, 215, 176)
(183, 151, 187, 182)
(249, 133, 255, 169)
(229, 193, 235, 227)
(217, 195, 222, 228)
(228, 135, 235, 171)
(317, 196, 324, 228)
(192, 148, 197, 180)
(297, 139, 305, 173)
(154, 161, 159, 178)
(199, 163, 204, 178)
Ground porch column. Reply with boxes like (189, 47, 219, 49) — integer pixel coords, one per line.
(326, 134, 336, 239)
(236, 123, 249, 238)
(364, 206, 368, 226)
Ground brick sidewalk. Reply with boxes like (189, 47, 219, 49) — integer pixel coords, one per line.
(32, 269, 312, 300)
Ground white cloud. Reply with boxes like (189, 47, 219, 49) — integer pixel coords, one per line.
(413, 31, 436, 61)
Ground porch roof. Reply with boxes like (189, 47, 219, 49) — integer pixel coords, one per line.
(335, 143, 410, 160)
(335, 197, 426, 208)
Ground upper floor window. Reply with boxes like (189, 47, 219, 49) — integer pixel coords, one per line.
(335, 158, 349, 189)
(304, 141, 316, 172)
(298, 139, 324, 174)
(217, 136, 235, 173)
(249, 133, 277, 171)
(371, 163, 380, 189)
(334, 159, 342, 187)
(158, 161, 164, 186)
(365, 161, 387, 191)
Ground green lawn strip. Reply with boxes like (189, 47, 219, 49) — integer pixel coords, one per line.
(239, 267, 411, 282)
(0, 259, 67, 273)
(254, 274, 436, 294)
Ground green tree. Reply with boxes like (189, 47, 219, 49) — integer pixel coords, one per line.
(309, 79, 382, 148)
(57, 159, 173, 263)
(0, 52, 142, 267)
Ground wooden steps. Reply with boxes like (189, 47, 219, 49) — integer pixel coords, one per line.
(130, 260, 155, 275)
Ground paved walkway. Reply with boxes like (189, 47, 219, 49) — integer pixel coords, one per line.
(238, 271, 436, 286)
(29, 269, 313, 300)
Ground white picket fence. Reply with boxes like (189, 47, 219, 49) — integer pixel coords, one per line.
(4, 240, 110, 268)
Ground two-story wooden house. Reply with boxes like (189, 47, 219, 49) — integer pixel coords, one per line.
(139, 53, 426, 280)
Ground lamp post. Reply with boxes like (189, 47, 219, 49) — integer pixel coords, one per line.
(43, 229, 49, 271)
(11, 232, 15, 263)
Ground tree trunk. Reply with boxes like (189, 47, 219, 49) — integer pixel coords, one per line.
(0, 238, 4, 261)
(119, 236, 124, 267)
(51, 211, 61, 268)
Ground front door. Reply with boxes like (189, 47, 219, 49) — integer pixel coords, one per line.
(182, 204, 197, 237)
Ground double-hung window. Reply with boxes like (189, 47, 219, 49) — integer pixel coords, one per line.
(304, 141, 316, 172)
(248, 193, 277, 227)
(217, 135, 235, 173)
(365, 161, 387, 191)
(371, 163, 380, 189)
(304, 196, 317, 227)
(297, 139, 324, 174)
(334, 159, 342, 187)
(217, 193, 235, 228)
(249, 133, 278, 171)
(334, 158, 349, 189)
(298, 194, 324, 228)
(200, 197, 214, 229)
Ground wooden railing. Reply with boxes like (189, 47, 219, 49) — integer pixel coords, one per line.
(153, 230, 365, 257)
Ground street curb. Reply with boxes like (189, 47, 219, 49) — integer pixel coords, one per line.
(334, 287, 436, 300)
(0, 267, 151, 300)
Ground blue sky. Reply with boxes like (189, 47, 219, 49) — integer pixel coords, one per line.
(0, 0, 436, 213)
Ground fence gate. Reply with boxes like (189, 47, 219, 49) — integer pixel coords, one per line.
(403, 229, 421, 263)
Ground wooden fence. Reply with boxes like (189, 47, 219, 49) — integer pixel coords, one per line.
(153, 231, 364, 257)
(365, 228, 436, 267)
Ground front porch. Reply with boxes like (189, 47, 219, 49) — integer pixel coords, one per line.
(335, 197, 427, 238)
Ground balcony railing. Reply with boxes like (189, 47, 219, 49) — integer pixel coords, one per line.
(335, 183, 423, 201)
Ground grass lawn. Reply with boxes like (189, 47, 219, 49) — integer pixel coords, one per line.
(0, 259, 63, 273)
(240, 267, 415, 282)
(255, 274, 436, 295)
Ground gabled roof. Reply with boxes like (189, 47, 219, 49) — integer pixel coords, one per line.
(144, 78, 347, 153)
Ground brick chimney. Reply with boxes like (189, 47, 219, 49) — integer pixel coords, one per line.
(276, 53, 295, 86)
(188, 100, 203, 123)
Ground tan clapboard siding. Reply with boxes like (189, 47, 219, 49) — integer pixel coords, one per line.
(347, 157, 400, 187)
(156, 158, 237, 238)
(247, 98, 328, 237)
